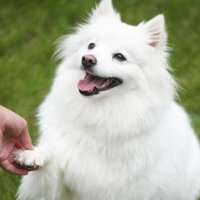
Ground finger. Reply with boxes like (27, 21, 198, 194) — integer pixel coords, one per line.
(18, 126, 33, 150)
(0, 159, 28, 175)
(0, 140, 15, 162)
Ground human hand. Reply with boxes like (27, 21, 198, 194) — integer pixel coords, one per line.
(0, 106, 33, 175)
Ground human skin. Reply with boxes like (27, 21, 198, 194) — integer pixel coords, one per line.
(0, 106, 33, 175)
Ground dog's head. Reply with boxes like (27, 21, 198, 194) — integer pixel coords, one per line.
(51, 0, 176, 132)
(57, 0, 175, 102)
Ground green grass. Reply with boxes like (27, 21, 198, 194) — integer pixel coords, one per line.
(0, 0, 200, 199)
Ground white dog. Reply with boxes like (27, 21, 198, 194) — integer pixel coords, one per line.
(15, 0, 200, 199)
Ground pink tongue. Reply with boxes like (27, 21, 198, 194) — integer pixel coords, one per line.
(78, 75, 107, 92)
(78, 80, 97, 92)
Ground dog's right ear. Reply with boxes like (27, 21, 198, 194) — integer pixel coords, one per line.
(89, 0, 120, 21)
(141, 15, 168, 50)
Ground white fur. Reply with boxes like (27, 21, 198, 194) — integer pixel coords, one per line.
(17, 0, 200, 199)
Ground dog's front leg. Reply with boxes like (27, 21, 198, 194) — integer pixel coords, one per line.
(15, 146, 59, 200)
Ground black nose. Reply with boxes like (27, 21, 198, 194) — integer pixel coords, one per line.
(82, 55, 97, 69)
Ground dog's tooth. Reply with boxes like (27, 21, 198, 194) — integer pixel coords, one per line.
(85, 74, 90, 81)
(101, 83, 107, 88)
(103, 79, 110, 87)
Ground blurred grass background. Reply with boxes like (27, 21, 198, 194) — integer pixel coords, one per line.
(0, 0, 199, 199)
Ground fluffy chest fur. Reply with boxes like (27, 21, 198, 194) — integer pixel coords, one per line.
(36, 102, 199, 200)
(47, 127, 157, 200)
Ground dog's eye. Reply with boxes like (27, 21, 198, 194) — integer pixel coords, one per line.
(88, 43, 96, 50)
(113, 53, 127, 62)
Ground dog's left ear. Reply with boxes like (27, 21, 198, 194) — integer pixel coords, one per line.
(90, 0, 120, 21)
(142, 15, 167, 50)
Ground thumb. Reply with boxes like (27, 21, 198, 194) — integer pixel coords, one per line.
(18, 127, 33, 150)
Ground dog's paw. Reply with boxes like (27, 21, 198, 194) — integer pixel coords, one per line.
(14, 148, 44, 170)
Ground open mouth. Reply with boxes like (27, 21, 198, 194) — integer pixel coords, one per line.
(78, 71, 123, 96)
